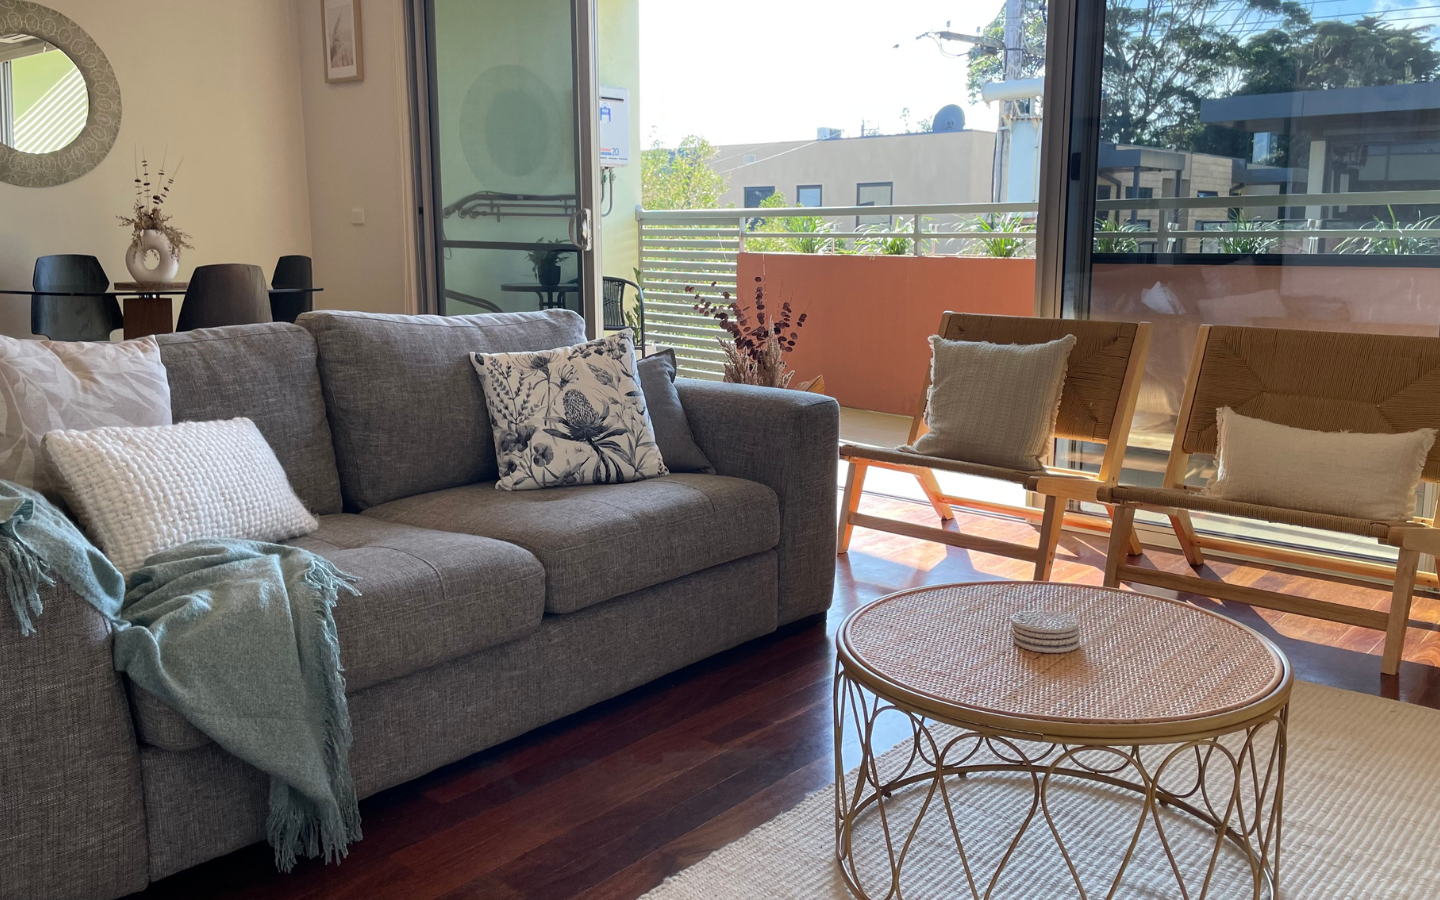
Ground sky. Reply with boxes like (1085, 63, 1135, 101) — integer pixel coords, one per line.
(638, 0, 1440, 149)
(639, 0, 1008, 148)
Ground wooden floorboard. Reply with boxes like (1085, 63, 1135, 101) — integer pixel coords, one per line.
(126, 489, 1440, 900)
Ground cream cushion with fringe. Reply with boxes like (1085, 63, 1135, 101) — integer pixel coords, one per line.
(907, 334, 1076, 471)
(42, 417, 318, 575)
(1206, 406, 1436, 521)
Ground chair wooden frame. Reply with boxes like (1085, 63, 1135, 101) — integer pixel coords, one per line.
(838, 313, 1153, 580)
(1066, 324, 1440, 676)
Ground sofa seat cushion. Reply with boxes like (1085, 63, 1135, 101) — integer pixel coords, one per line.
(363, 473, 780, 614)
(129, 514, 546, 751)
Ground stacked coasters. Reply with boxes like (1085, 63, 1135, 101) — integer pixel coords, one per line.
(1011, 609, 1080, 654)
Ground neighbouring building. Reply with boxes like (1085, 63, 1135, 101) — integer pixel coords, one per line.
(709, 127, 997, 218)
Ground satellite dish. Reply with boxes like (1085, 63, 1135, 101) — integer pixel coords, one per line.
(932, 104, 966, 133)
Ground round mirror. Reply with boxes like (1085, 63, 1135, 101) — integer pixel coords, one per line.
(0, 35, 89, 152)
(0, 2, 120, 188)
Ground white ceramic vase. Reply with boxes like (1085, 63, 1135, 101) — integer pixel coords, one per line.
(125, 229, 181, 283)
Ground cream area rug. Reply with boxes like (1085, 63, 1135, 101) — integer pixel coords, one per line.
(641, 681, 1440, 899)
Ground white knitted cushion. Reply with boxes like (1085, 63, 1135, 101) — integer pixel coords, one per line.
(42, 418, 318, 575)
(1206, 407, 1437, 521)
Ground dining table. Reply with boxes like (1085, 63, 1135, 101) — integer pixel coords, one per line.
(0, 285, 323, 340)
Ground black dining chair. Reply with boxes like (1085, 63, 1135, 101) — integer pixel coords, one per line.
(31, 255, 123, 342)
(268, 255, 317, 324)
(601, 276, 645, 350)
(176, 264, 272, 331)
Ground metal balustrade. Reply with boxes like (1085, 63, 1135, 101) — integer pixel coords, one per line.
(635, 190, 1440, 378)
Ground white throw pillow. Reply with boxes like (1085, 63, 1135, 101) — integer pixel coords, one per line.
(1206, 407, 1436, 521)
(42, 418, 318, 575)
(0, 335, 172, 498)
(470, 330, 668, 491)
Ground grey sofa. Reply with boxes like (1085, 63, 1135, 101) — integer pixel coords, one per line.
(0, 310, 839, 900)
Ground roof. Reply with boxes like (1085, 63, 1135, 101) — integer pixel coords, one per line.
(1201, 82, 1440, 131)
(1098, 143, 1188, 171)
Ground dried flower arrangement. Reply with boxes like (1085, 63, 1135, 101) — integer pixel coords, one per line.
(117, 155, 193, 259)
(689, 274, 816, 390)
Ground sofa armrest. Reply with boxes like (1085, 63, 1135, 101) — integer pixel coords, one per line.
(1, 582, 148, 900)
(676, 380, 839, 624)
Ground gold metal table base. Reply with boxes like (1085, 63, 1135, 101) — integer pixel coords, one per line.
(834, 659, 1288, 900)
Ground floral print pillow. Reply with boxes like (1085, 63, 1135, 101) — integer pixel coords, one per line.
(470, 330, 668, 490)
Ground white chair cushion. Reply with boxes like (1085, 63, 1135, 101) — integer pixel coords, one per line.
(43, 417, 318, 575)
(1206, 407, 1437, 522)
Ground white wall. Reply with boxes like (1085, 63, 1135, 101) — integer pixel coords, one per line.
(0, 0, 642, 331)
(295, 0, 414, 315)
(0, 1, 313, 337)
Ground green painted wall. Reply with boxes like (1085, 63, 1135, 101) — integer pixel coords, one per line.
(598, 0, 641, 284)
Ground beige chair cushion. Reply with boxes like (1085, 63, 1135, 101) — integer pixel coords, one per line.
(909, 334, 1076, 471)
(1206, 407, 1436, 521)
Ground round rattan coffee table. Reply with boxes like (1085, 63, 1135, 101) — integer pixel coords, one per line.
(834, 582, 1291, 900)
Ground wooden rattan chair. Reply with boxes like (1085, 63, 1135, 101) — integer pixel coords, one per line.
(1074, 324, 1440, 675)
(838, 312, 1152, 580)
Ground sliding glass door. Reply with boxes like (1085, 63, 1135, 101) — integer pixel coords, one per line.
(414, 0, 602, 327)
(1051, 0, 1440, 558)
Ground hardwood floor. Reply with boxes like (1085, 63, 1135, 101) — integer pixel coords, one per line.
(129, 490, 1440, 900)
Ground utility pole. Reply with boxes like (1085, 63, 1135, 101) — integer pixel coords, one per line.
(992, 0, 1025, 203)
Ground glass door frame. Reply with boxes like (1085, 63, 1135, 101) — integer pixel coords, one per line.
(406, 0, 603, 336)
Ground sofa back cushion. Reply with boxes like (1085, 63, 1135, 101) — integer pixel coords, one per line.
(156, 323, 343, 515)
(299, 309, 588, 510)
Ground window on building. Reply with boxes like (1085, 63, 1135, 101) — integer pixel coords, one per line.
(856, 182, 893, 226)
(743, 186, 775, 208)
(742, 153, 756, 165)
(1123, 186, 1154, 199)
(796, 184, 822, 208)
(1096, 185, 1112, 200)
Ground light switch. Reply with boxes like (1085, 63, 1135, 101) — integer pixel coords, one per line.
(349, 207, 366, 225)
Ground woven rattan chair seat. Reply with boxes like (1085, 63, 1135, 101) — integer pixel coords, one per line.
(838, 443, 1041, 484)
(839, 582, 1287, 736)
(1101, 484, 1399, 538)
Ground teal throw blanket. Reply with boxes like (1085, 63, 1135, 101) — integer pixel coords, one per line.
(0, 481, 361, 871)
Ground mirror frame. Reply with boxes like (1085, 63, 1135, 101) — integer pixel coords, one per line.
(0, 0, 120, 187)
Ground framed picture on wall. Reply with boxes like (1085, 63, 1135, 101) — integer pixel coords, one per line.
(322, 0, 364, 83)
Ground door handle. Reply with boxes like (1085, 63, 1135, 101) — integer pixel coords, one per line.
(569, 208, 593, 252)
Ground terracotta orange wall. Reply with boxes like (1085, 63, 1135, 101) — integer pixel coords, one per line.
(734, 252, 1035, 415)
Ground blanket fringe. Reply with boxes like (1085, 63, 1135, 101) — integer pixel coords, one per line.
(0, 507, 54, 637)
(266, 555, 363, 870)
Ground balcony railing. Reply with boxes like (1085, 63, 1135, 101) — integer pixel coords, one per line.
(637, 201, 1036, 379)
(636, 189, 1440, 379)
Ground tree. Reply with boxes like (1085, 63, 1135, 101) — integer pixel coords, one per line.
(1091, 0, 1437, 158)
(1235, 17, 1439, 95)
(1097, 0, 1309, 151)
(641, 134, 729, 210)
(966, 4, 1048, 102)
